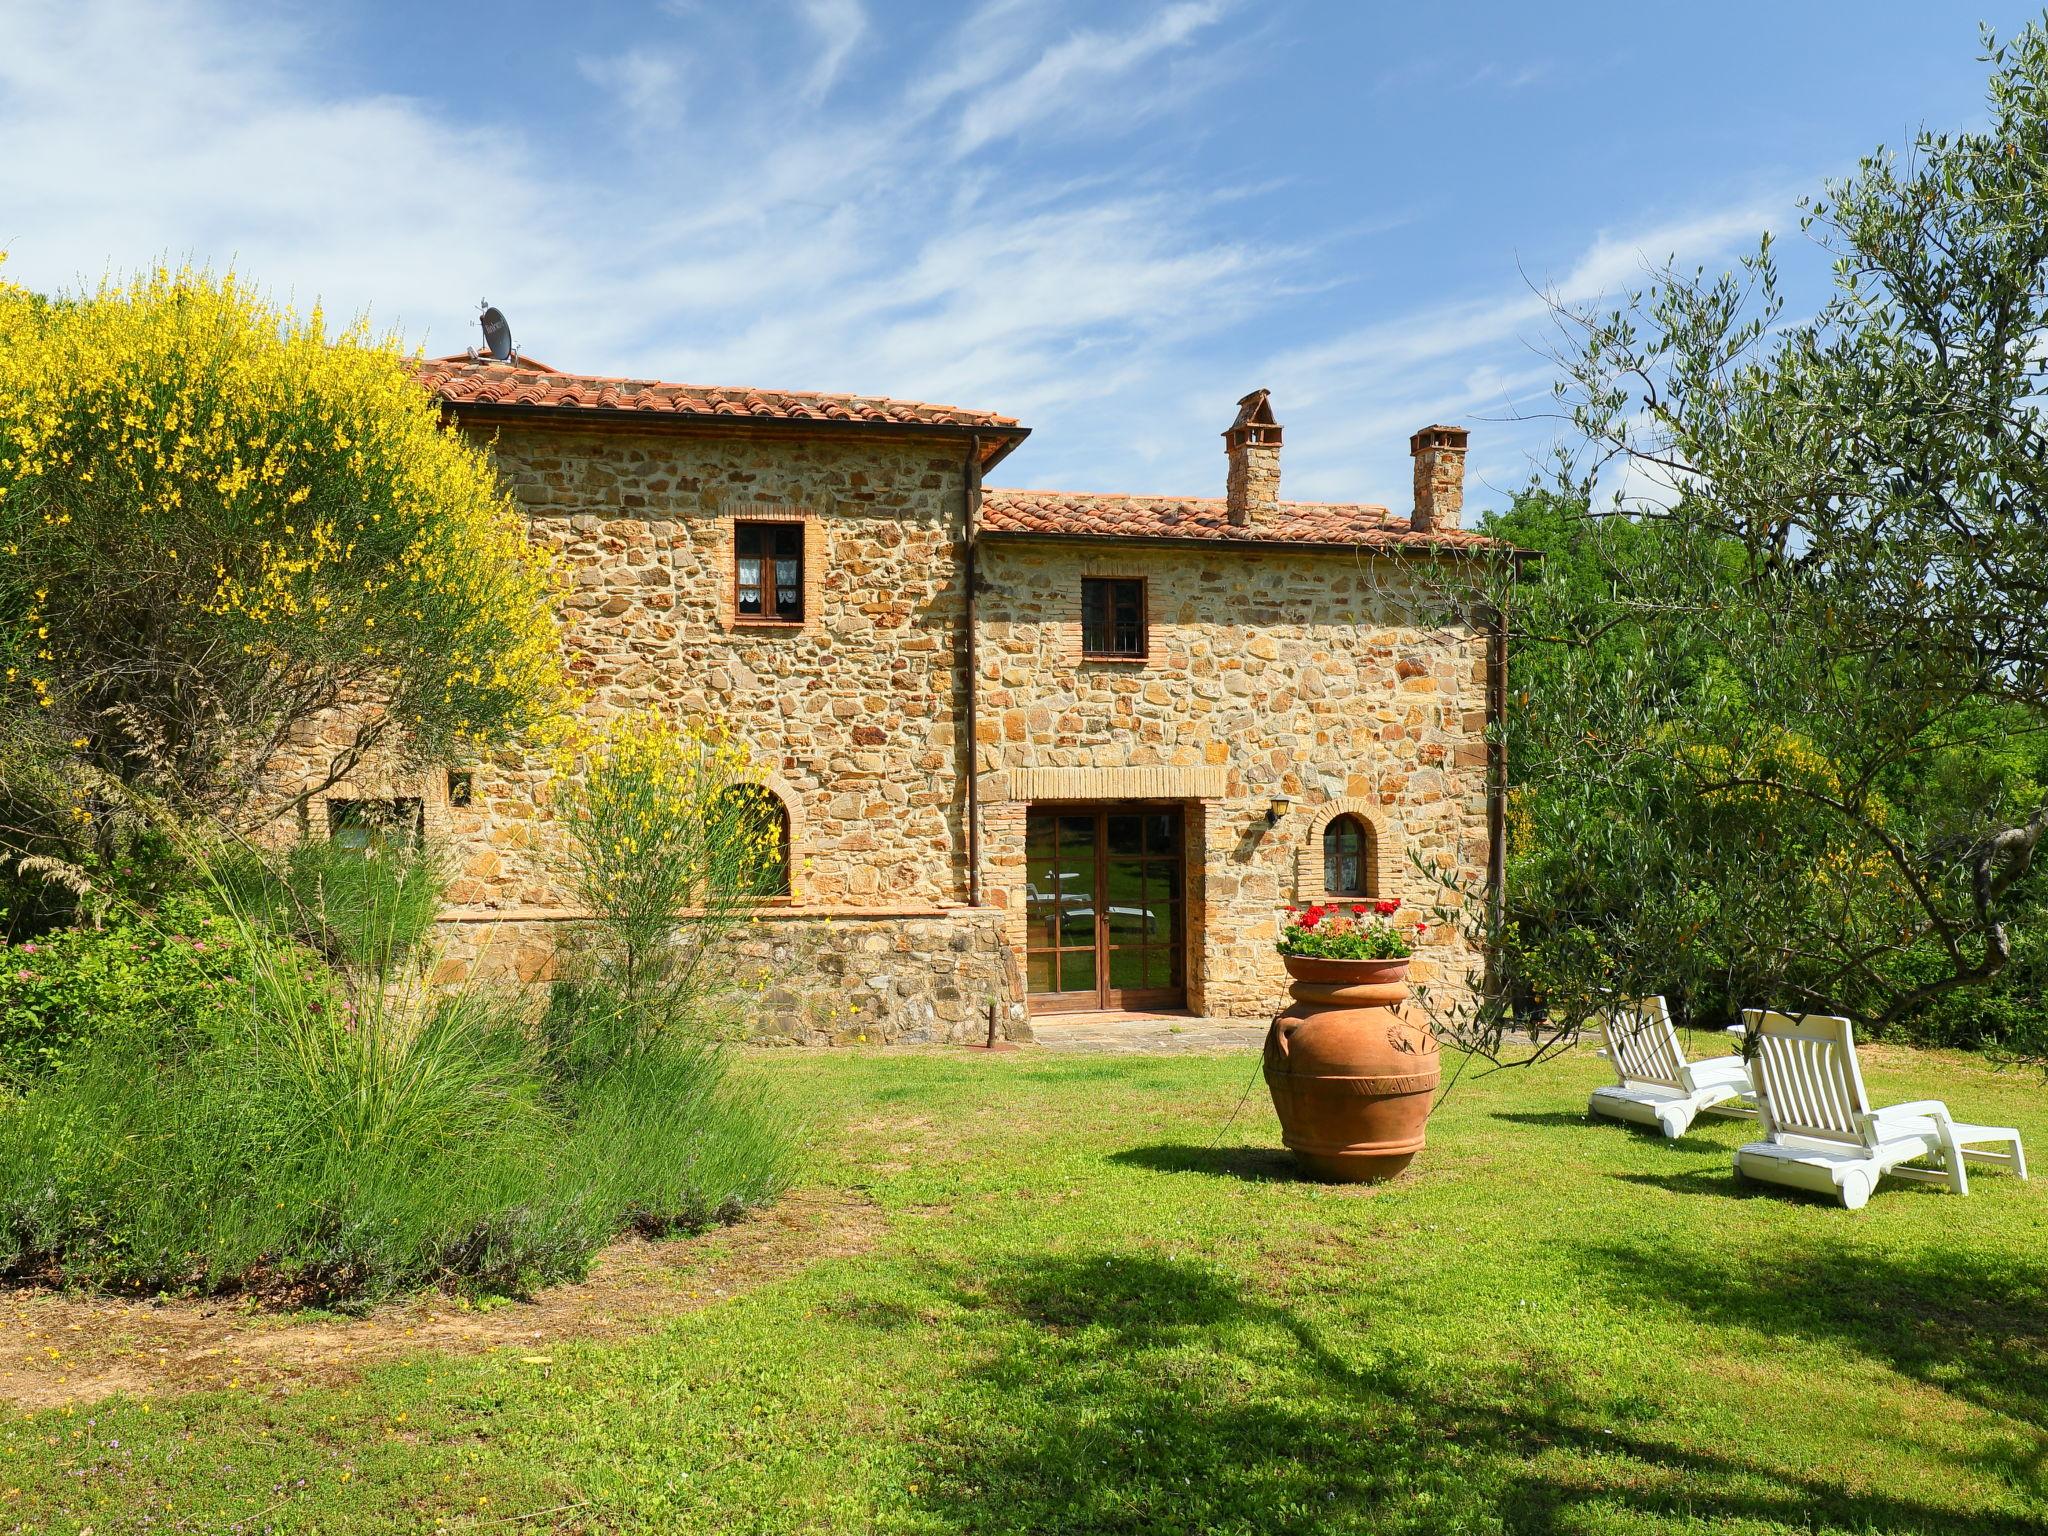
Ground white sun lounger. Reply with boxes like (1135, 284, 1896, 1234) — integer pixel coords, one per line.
(1589, 995, 1755, 1138)
(1733, 1010, 2028, 1209)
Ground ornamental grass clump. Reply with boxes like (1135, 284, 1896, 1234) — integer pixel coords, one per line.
(0, 828, 791, 1304)
(1277, 899, 1424, 961)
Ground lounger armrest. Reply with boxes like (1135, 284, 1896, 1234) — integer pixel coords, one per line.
(1683, 1056, 1751, 1092)
(1860, 1100, 1959, 1153)
(1866, 1099, 1952, 1126)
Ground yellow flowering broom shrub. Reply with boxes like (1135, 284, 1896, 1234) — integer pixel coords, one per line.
(0, 261, 567, 914)
(549, 709, 787, 1061)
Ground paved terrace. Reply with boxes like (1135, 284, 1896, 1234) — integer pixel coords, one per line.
(1025, 1014, 1266, 1054)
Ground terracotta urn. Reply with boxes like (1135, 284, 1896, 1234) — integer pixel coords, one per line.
(1264, 955, 1440, 1182)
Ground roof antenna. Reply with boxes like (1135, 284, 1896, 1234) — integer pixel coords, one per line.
(471, 300, 516, 363)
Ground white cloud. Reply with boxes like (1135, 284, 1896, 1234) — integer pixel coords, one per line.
(904, 0, 1043, 113)
(1256, 199, 1789, 504)
(796, 0, 867, 103)
(0, 0, 1272, 476)
(951, 0, 1230, 155)
(578, 48, 686, 135)
(0, 0, 576, 347)
(1467, 60, 1552, 91)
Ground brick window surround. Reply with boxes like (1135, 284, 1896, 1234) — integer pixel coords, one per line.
(752, 773, 811, 904)
(1071, 571, 1151, 665)
(719, 783, 794, 896)
(720, 507, 822, 632)
(1294, 798, 1387, 902)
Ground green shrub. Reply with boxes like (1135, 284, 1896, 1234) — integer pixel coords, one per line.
(0, 971, 792, 1302)
(552, 710, 787, 1052)
(0, 994, 555, 1298)
(0, 894, 246, 1083)
(0, 266, 569, 936)
(0, 863, 792, 1303)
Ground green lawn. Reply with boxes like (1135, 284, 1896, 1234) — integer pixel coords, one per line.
(15, 1040, 2048, 1534)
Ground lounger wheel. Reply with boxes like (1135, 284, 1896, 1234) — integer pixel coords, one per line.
(1837, 1169, 1873, 1210)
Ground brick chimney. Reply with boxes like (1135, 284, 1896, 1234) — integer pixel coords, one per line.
(1409, 424, 1468, 533)
(1224, 389, 1282, 528)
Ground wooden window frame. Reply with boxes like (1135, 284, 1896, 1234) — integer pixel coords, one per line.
(733, 520, 806, 626)
(1023, 802, 1186, 1014)
(1080, 576, 1149, 662)
(1322, 813, 1371, 897)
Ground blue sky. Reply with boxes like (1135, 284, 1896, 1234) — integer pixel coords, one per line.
(0, 1, 2038, 511)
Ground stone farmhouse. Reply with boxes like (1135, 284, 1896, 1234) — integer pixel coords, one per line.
(318, 352, 1509, 1043)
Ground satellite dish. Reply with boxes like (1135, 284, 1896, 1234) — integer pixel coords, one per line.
(477, 300, 514, 362)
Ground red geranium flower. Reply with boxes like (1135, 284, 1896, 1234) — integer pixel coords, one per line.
(1374, 898, 1400, 916)
(1299, 906, 1324, 928)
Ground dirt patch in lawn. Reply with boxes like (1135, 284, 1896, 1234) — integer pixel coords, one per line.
(0, 1188, 881, 1411)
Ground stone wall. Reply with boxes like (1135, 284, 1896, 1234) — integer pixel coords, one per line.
(266, 420, 981, 913)
(973, 537, 1491, 1020)
(429, 906, 1026, 1046)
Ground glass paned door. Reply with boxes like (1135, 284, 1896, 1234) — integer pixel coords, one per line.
(1025, 805, 1184, 1012)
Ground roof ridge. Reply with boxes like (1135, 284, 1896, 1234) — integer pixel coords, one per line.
(986, 487, 1393, 513)
(416, 355, 1017, 425)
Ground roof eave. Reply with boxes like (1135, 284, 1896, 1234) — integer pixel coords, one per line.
(973, 528, 1528, 562)
(438, 398, 1031, 470)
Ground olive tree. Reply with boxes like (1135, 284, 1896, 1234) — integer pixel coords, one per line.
(1489, 22, 2048, 1058)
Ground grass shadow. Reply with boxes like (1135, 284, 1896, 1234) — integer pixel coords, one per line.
(1608, 1167, 1765, 1200)
(907, 1250, 2045, 1534)
(1494, 1108, 1729, 1153)
(1108, 1143, 1303, 1182)
(1575, 1234, 2048, 1435)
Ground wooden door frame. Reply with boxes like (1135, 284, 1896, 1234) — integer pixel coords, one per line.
(1024, 801, 1187, 1015)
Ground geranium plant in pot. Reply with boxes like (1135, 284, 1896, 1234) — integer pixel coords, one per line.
(1277, 898, 1424, 966)
(1264, 897, 1441, 1183)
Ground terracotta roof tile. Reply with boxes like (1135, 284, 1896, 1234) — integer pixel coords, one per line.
(978, 489, 1501, 550)
(414, 355, 1028, 465)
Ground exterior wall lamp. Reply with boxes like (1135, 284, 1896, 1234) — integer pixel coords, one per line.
(1266, 795, 1293, 826)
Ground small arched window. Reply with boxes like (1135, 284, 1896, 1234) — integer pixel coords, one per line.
(716, 785, 791, 898)
(1323, 814, 1371, 896)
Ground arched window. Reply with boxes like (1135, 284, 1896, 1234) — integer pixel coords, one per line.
(715, 785, 791, 898)
(1323, 814, 1371, 896)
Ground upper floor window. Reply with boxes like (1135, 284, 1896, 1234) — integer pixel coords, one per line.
(1323, 813, 1371, 896)
(736, 522, 804, 623)
(1081, 577, 1147, 659)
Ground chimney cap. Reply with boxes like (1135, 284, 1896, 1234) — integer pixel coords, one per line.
(1409, 423, 1469, 453)
(1224, 387, 1282, 447)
